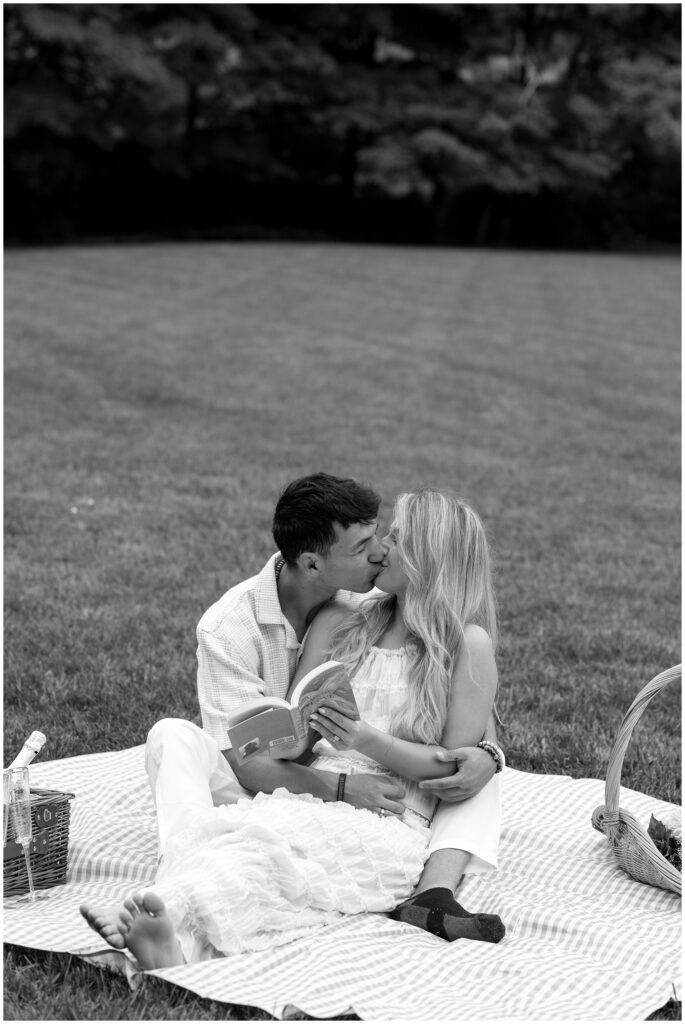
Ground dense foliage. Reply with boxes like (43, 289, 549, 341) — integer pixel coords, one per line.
(4, 3, 681, 247)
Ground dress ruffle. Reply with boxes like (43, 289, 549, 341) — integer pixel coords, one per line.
(154, 646, 434, 959)
(156, 788, 429, 957)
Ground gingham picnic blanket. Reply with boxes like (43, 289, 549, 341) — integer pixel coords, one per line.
(3, 745, 681, 1021)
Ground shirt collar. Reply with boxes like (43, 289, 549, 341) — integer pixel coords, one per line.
(255, 553, 285, 625)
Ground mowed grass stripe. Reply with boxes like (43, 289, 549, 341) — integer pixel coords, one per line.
(4, 244, 680, 802)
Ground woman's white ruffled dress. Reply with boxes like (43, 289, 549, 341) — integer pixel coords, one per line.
(154, 647, 437, 961)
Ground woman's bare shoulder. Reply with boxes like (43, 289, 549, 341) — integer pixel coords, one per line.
(462, 623, 494, 654)
(308, 599, 356, 638)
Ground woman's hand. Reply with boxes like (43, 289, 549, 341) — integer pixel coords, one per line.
(310, 706, 369, 751)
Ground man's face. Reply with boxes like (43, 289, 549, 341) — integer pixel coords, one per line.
(316, 520, 384, 593)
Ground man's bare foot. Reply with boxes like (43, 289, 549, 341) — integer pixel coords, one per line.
(80, 891, 185, 969)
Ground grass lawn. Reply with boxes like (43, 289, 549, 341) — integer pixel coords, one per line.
(4, 242, 681, 1020)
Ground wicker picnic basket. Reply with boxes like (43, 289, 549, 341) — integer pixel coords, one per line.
(3, 787, 75, 898)
(591, 664, 681, 897)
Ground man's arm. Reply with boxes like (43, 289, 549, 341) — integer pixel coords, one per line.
(198, 622, 406, 814)
(417, 710, 502, 803)
(197, 624, 275, 750)
(224, 748, 407, 815)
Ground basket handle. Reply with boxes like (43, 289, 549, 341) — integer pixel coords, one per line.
(604, 664, 681, 820)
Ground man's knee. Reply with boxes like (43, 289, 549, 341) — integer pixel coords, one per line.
(147, 717, 201, 746)
(145, 718, 214, 768)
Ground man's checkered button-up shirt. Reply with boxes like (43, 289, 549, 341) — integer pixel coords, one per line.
(196, 553, 301, 750)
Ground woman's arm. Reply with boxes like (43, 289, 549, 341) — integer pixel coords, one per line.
(229, 601, 407, 814)
(312, 624, 497, 783)
(440, 624, 497, 751)
(287, 601, 351, 694)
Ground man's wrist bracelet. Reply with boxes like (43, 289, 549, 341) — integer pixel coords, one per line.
(337, 773, 347, 802)
(477, 740, 505, 774)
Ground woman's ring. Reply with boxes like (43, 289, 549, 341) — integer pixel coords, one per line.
(332, 734, 340, 743)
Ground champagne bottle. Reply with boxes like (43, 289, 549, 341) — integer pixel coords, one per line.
(7, 731, 46, 770)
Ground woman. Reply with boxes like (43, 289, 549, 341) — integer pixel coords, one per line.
(81, 490, 504, 969)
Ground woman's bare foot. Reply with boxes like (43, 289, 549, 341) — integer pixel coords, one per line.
(80, 891, 185, 969)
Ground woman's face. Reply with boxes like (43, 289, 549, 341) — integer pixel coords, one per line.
(374, 523, 409, 597)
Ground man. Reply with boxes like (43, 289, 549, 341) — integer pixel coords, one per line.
(147, 473, 504, 942)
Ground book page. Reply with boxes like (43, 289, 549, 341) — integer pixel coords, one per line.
(293, 662, 360, 729)
(227, 697, 291, 728)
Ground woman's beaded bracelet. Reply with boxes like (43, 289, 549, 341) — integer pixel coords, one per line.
(476, 740, 506, 774)
(337, 772, 347, 802)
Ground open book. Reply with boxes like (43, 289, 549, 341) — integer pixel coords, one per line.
(227, 660, 360, 765)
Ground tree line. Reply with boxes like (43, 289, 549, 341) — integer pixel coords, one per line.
(5, 3, 681, 248)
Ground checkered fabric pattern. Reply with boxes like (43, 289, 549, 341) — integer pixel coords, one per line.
(196, 553, 301, 749)
(196, 555, 366, 750)
(4, 746, 681, 1020)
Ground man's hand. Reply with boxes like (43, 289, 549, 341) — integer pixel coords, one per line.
(343, 774, 406, 816)
(418, 746, 496, 803)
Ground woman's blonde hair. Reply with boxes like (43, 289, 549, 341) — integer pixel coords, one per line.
(327, 490, 496, 744)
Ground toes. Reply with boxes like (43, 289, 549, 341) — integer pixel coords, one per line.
(79, 903, 94, 924)
(123, 892, 146, 919)
(118, 908, 133, 931)
(141, 891, 166, 916)
(78, 905, 127, 949)
(80, 905, 106, 932)
(99, 924, 126, 949)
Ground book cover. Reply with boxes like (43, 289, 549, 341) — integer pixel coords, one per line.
(228, 661, 358, 764)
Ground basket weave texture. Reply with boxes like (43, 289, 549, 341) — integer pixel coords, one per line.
(3, 787, 74, 897)
(592, 664, 681, 897)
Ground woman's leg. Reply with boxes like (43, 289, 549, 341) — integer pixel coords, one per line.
(82, 799, 349, 966)
(80, 892, 185, 970)
(82, 789, 433, 966)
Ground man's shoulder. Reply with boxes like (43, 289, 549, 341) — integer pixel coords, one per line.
(198, 559, 271, 638)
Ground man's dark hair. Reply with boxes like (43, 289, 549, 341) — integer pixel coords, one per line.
(273, 473, 381, 565)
